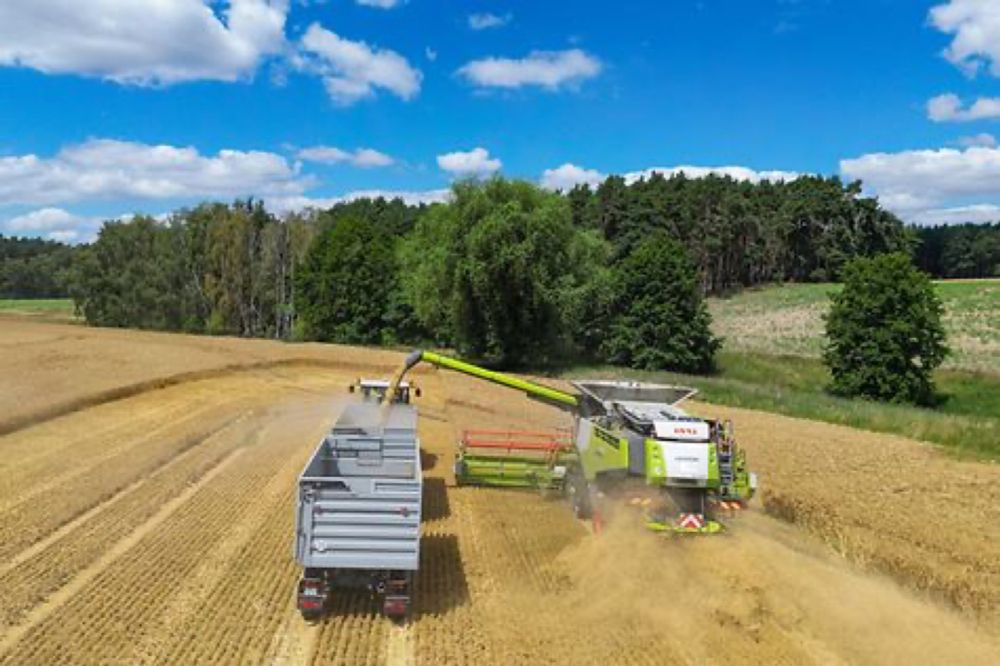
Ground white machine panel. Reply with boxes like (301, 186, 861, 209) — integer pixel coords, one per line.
(575, 419, 593, 453)
(653, 420, 710, 442)
(661, 442, 710, 481)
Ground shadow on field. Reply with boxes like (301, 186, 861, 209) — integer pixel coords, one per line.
(420, 449, 439, 471)
(421, 477, 451, 522)
(414, 534, 470, 616)
(306, 535, 470, 623)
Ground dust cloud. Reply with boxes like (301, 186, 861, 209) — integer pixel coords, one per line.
(472, 507, 1000, 665)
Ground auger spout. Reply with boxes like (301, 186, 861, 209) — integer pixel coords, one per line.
(399, 349, 580, 412)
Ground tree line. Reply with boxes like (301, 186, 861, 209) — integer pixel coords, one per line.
(8, 173, 995, 374)
(69, 197, 426, 340)
(67, 175, 909, 372)
(0, 235, 76, 298)
(567, 173, 912, 292)
(70, 201, 315, 337)
(913, 222, 1000, 279)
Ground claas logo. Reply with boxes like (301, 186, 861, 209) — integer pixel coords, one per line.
(673, 427, 699, 435)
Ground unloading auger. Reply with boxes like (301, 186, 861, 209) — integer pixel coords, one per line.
(398, 350, 757, 534)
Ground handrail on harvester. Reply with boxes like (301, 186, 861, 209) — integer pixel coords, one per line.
(401, 349, 580, 412)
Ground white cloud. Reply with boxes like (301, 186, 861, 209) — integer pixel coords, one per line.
(298, 24, 421, 105)
(425, 47, 438, 62)
(351, 148, 395, 167)
(1, 207, 103, 243)
(540, 163, 605, 191)
(46, 229, 84, 243)
(436, 147, 502, 178)
(356, 0, 402, 8)
(624, 165, 801, 185)
(296, 146, 394, 167)
(0, 139, 307, 207)
(0, 208, 177, 243)
(956, 133, 998, 147)
(909, 204, 1000, 225)
(468, 13, 512, 30)
(457, 49, 601, 90)
(4, 207, 82, 232)
(927, 93, 1000, 122)
(929, 0, 1000, 76)
(268, 189, 449, 214)
(0, 0, 288, 85)
(538, 162, 800, 193)
(840, 146, 1000, 214)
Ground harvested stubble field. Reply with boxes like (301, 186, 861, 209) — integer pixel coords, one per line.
(1, 318, 998, 665)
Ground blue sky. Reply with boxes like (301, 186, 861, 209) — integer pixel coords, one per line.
(1, 0, 1000, 242)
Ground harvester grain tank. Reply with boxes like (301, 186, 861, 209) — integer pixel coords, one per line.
(294, 380, 421, 620)
(398, 350, 756, 533)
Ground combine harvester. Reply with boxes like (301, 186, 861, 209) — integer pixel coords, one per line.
(400, 350, 757, 534)
(294, 380, 421, 620)
(293, 351, 757, 620)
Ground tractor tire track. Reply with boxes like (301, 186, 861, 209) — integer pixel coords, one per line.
(266, 605, 321, 666)
(0, 447, 243, 658)
(0, 412, 250, 629)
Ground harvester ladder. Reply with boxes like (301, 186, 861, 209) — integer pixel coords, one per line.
(717, 420, 736, 488)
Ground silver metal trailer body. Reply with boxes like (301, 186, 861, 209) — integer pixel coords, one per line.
(295, 395, 422, 620)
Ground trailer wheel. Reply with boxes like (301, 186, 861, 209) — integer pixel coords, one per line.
(297, 574, 328, 622)
(382, 572, 412, 620)
(383, 596, 410, 621)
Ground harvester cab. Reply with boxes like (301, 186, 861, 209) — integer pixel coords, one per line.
(396, 350, 757, 535)
(571, 380, 757, 533)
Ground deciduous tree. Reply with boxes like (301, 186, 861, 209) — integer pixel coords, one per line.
(823, 253, 948, 405)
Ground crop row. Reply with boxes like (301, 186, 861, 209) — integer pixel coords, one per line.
(0, 404, 242, 562)
(0, 373, 271, 510)
(0, 414, 248, 631)
(155, 484, 305, 663)
(0, 393, 185, 491)
(309, 593, 389, 666)
(0, 399, 316, 665)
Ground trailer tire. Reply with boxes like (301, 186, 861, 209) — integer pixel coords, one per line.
(300, 609, 322, 622)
